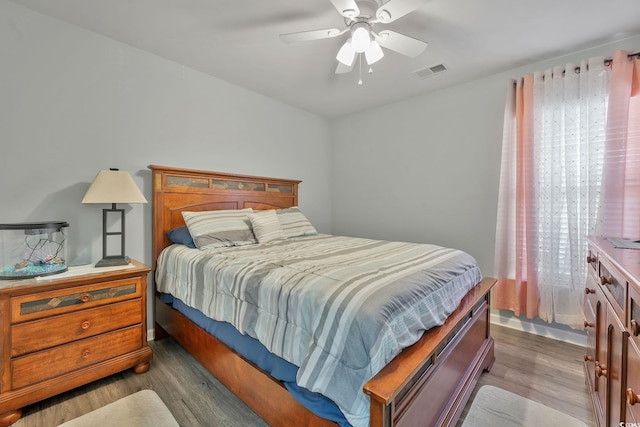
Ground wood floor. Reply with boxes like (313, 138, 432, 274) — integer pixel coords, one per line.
(11, 324, 594, 427)
(456, 325, 594, 426)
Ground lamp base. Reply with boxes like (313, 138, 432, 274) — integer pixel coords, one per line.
(95, 256, 131, 268)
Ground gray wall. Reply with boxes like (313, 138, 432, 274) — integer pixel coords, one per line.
(1, 1, 332, 330)
(330, 78, 504, 276)
(331, 34, 640, 340)
(1, 0, 333, 265)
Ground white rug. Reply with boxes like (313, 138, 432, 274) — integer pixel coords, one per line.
(461, 385, 588, 427)
(58, 389, 179, 427)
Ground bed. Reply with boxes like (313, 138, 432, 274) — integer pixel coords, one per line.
(149, 165, 495, 427)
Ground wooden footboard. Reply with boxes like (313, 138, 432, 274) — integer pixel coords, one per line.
(365, 277, 495, 427)
(155, 277, 495, 427)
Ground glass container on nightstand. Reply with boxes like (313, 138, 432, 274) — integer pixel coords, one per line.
(0, 221, 69, 280)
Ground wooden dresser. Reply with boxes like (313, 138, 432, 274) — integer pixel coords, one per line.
(583, 237, 640, 427)
(0, 260, 152, 426)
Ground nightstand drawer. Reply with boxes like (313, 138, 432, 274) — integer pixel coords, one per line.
(11, 277, 142, 323)
(11, 299, 142, 357)
(11, 325, 142, 389)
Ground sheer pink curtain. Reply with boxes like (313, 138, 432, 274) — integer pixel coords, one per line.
(602, 51, 640, 238)
(533, 58, 610, 327)
(494, 51, 640, 326)
(493, 76, 540, 319)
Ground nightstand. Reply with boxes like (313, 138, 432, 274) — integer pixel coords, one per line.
(0, 259, 153, 426)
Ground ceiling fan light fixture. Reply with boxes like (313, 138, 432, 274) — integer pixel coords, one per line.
(351, 23, 371, 53)
(365, 40, 384, 65)
(336, 39, 356, 66)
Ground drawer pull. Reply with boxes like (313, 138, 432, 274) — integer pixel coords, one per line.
(584, 320, 594, 328)
(585, 288, 596, 295)
(81, 320, 91, 330)
(600, 276, 612, 285)
(81, 349, 90, 359)
(595, 362, 607, 378)
(584, 354, 594, 362)
(631, 320, 639, 337)
(627, 388, 640, 406)
(80, 293, 91, 303)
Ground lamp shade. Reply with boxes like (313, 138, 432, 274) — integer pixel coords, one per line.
(82, 169, 147, 204)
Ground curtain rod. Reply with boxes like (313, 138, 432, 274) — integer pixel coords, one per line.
(513, 49, 639, 84)
(562, 49, 638, 76)
(578, 49, 640, 73)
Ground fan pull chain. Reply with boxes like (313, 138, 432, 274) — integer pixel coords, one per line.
(358, 54, 363, 85)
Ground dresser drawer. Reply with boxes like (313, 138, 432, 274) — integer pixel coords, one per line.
(11, 277, 141, 323)
(598, 258, 626, 320)
(583, 299, 596, 391)
(627, 338, 640, 423)
(11, 299, 142, 357)
(587, 248, 598, 276)
(11, 325, 142, 389)
(630, 284, 640, 346)
(584, 280, 598, 317)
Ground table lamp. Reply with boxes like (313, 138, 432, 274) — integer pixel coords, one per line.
(82, 168, 147, 267)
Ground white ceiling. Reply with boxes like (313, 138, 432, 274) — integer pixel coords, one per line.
(10, 0, 640, 118)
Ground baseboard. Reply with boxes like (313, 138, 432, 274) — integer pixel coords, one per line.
(147, 328, 155, 342)
(490, 313, 587, 347)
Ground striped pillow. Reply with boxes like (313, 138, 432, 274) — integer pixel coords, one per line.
(248, 210, 286, 244)
(182, 209, 256, 249)
(276, 207, 317, 238)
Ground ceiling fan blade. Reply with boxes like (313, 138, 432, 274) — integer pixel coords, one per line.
(376, 0, 430, 23)
(376, 30, 428, 57)
(335, 61, 354, 74)
(329, 0, 360, 19)
(280, 28, 344, 44)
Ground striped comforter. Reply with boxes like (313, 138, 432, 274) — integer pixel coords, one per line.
(155, 234, 482, 427)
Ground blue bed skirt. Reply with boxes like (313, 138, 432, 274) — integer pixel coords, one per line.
(159, 294, 349, 426)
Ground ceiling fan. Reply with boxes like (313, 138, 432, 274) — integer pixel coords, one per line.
(280, 0, 429, 79)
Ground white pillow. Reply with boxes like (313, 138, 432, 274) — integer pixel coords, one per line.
(276, 207, 317, 238)
(248, 210, 286, 244)
(182, 208, 256, 249)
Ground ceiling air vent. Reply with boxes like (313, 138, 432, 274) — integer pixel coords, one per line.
(413, 64, 447, 79)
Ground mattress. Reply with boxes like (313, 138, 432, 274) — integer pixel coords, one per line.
(155, 234, 482, 427)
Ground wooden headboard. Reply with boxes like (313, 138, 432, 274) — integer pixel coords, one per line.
(149, 165, 300, 265)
